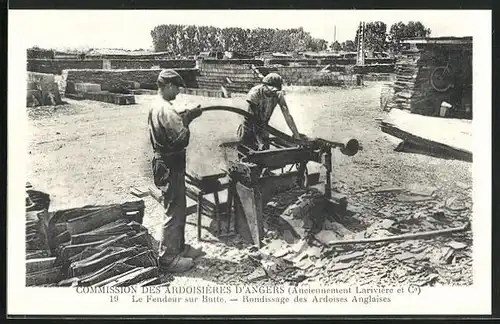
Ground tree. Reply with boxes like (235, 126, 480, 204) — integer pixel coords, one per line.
(342, 40, 356, 52)
(354, 21, 388, 54)
(330, 41, 342, 52)
(308, 38, 328, 52)
(388, 21, 431, 53)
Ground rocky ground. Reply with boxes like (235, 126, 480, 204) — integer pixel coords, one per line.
(26, 82, 473, 287)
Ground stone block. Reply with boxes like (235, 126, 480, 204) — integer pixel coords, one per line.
(74, 83, 102, 93)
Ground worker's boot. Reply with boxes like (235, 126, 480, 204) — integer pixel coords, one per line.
(159, 255, 194, 273)
(181, 244, 205, 259)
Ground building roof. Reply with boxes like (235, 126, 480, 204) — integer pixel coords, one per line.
(401, 36, 473, 45)
(86, 48, 170, 57)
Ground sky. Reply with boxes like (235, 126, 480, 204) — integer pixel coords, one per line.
(11, 10, 482, 51)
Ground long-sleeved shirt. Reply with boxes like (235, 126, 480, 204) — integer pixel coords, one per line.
(148, 97, 190, 154)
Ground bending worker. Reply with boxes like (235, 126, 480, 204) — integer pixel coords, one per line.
(148, 69, 204, 273)
(238, 73, 302, 152)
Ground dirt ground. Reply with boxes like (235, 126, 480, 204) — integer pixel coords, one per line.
(27, 82, 473, 286)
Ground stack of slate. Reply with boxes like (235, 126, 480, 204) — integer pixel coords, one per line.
(25, 185, 161, 287)
(385, 54, 421, 112)
(27, 72, 63, 107)
(196, 63, 262, 94)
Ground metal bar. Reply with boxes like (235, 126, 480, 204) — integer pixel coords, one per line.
(322, 222, 470, 246)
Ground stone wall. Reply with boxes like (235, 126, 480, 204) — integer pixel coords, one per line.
(353, 64, 395, 74)
(109, 59, 196, 70)
(198, 63, 261, 93)
(258, 66, 357, 86)
(61, 68, 199, 94)
(201, 59, 264, 66)
(28, 59, 197, 74)
(27, 59, 103, 75)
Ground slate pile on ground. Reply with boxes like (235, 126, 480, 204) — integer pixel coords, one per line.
(207, 182, 473, 287)
(25, 184, 162, 287)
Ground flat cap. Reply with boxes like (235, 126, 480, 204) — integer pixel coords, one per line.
(262, 73, 283, 91)
(157, 69, 186, 87)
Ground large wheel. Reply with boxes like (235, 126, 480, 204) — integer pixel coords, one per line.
(430, 66, 454, 92)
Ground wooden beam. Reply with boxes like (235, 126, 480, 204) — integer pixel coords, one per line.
(381, 122, 472, 162)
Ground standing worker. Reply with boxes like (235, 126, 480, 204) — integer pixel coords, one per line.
(238, 73, 302, 153)
(148, 69, 204, 273)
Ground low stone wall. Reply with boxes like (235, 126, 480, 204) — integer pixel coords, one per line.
(259, 66, 357, 86)
(319, 58, 396, 65)
(201, 59, 264, 66)
(27, 59, 103, 75)
(363, 73, 396, 82)
(353, 64, 395, 74)
(61, 68, 199, 94)
(109, 59, 196, 70)
(273, 66, 323, 85)
(265, 59, 318, 66)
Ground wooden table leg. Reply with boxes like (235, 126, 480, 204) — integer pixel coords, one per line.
(213, 192, 221, 237)
(227, 181, 236, 234)
(197, 191, 203, 241)
(225, 188, 232, 234)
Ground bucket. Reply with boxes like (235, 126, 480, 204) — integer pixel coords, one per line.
(440, 101, 452, 117)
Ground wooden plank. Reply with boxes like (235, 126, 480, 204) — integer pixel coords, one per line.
(135, 277, 161, 287)
(70, 246, 146, 278)
(111, 267, 158, 287)
(93, 268, 140, 287)
(59, 236, 119, 261)
(26, 250, 51, 260)
(130, 186, 150, 198)
(78, 262, 136, 287)
(119, 249, 158, 268)
(26, 257, 57, 274)
(26, 266, 62, 286)
(66, 205, 123, 235)
(381, 122, 472, 162)
(381, 123, 472, 161)
(234, 182, 264, 247)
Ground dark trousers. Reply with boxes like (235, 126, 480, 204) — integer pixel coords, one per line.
(152, 152, 187, 264)
(237, 120, 270, 157)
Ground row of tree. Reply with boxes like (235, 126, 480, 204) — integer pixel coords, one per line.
(151, 25, 328, 55)
(351, 21, 431, 53)
(151, 21, 432, 57)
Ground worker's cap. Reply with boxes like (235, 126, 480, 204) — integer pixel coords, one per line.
(157, 69, 186, 87)
(262, 73, 283, 91)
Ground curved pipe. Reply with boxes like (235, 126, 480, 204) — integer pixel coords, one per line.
(199, 105, 300, 144)
(198, 105, 360, 156)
